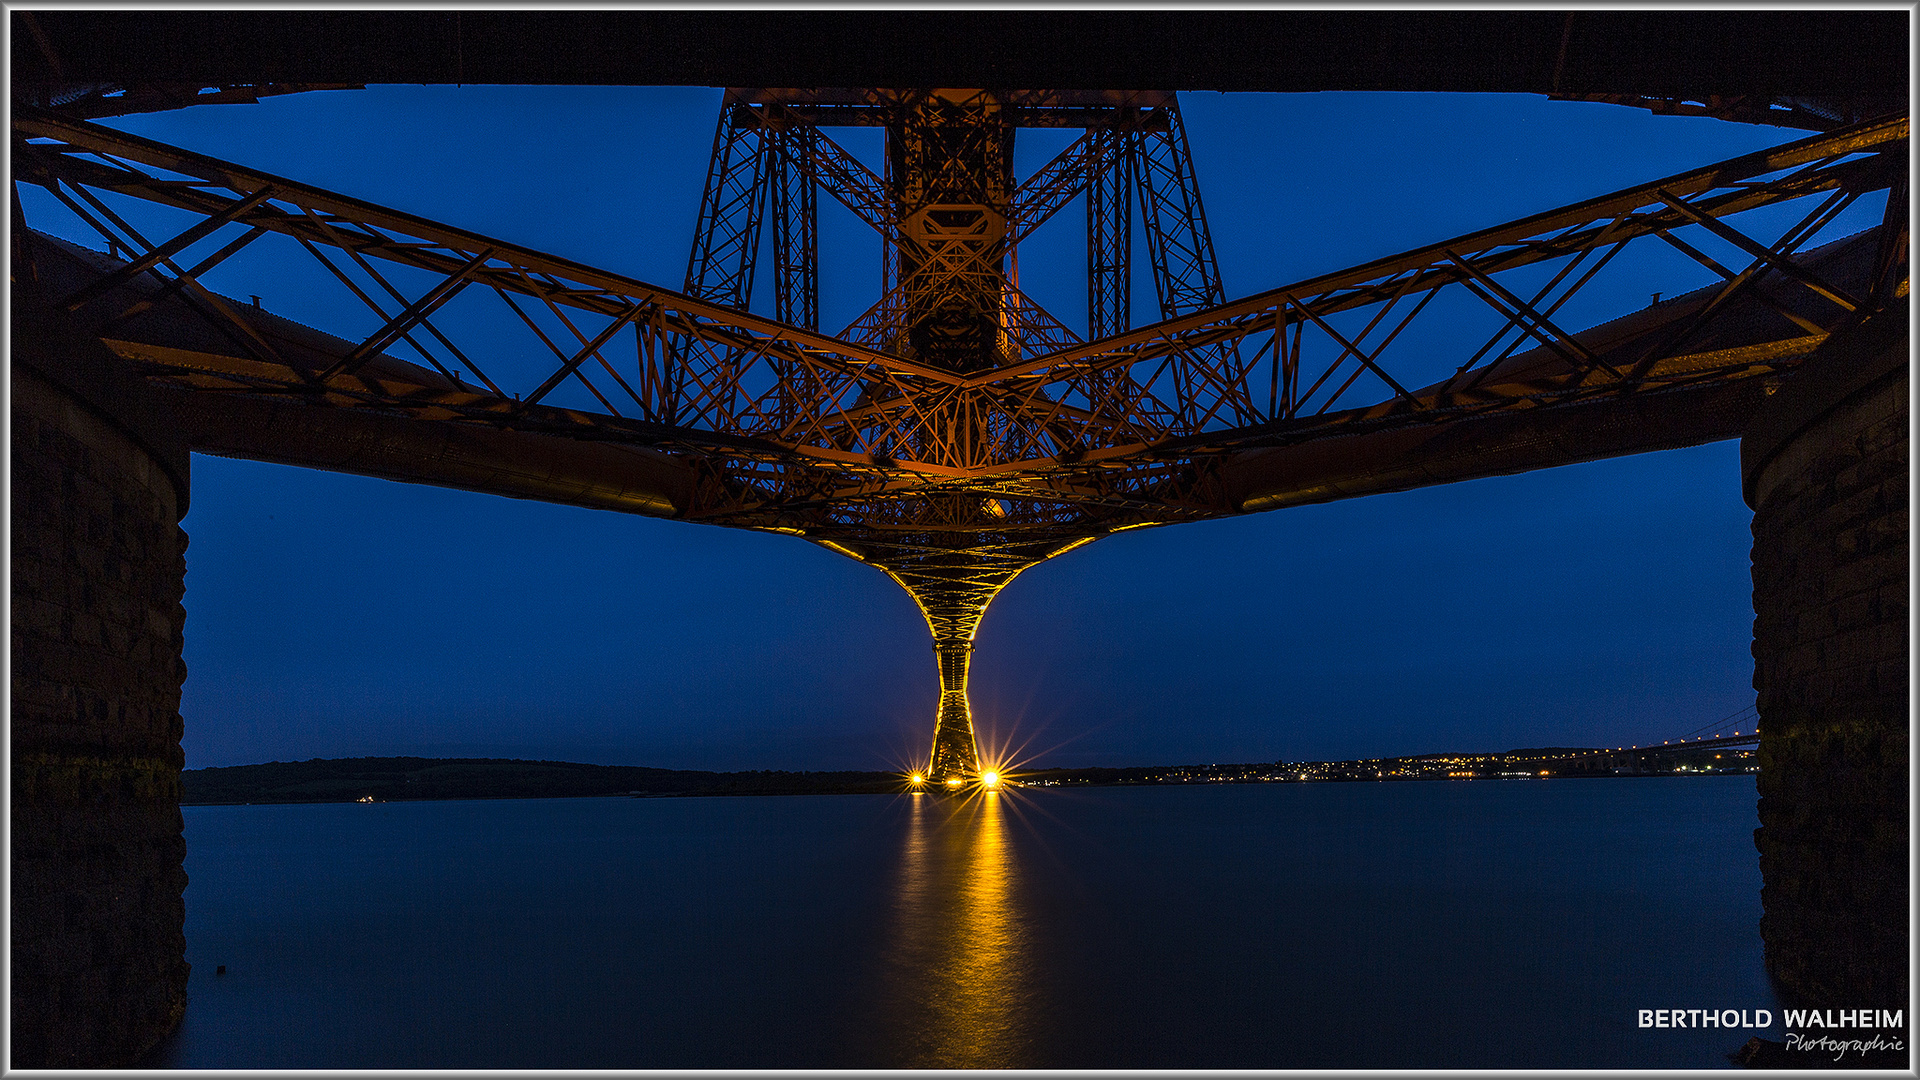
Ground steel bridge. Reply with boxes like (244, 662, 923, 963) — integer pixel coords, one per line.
(13, 73, 1907, 781)
(8, 13, 1906, 788)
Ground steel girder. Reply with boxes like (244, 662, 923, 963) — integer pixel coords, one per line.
(1087, 126, 1134, 341)
(673, 91, 1232, 775)
(770, 126, 818, 332)
(14, 107, 1903, 522)
(12, 100, 1908, 781)
(1134, 101, 1225, 322)
(16, 80, 366, 120)
(683, 98, 822, 330)
(1545, 92, 1896, 132)
(684, 101, 771, 312)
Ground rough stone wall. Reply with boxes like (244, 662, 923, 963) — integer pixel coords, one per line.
(11, 363, 191, 1067)
(1746, 317, 1908, 1007)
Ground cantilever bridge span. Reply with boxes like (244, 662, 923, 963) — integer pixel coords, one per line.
(13, 99, 1910, 780)
(12, 98, 1907, 780)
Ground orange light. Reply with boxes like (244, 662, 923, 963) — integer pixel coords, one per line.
(909, 772, 925, 784)
(981, 771, 1001, 789)
(946, 777, 964, 788)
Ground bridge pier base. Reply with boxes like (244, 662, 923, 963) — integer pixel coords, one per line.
(1742, 307, 1908, 1007)
(11, 303, 193, 1067)
(929, 640, 983, 782)
(869, 532, 1066, 786)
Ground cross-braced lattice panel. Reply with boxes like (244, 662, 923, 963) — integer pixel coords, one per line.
(1000, 115, 1907, 472)
(14, 109, 1906, 518)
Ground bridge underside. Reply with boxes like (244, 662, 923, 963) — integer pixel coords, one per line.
(18, 209, 1890, 781)
(13, 11, 1906, 116)
(21, 224, 1872, 516)
(14, 113, 1900, 784)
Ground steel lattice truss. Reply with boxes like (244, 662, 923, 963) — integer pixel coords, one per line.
(12, 95, 1908, 778)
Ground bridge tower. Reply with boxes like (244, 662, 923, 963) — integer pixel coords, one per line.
(681, 89, 1225, 781)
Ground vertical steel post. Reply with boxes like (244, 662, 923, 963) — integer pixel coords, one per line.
(770, 118, 819, 331)
(1134, 98, 1224, 320)
(684, 96, 772, 310)
(1087, 125, 1134, 340)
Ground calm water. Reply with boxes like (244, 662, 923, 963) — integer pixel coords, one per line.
(148, 777, 1777, 1069)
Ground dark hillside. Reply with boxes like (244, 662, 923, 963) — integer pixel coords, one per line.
(182, 757, 903, 804)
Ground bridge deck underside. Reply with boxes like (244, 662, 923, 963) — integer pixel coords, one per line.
(16, 216, 1890, 533)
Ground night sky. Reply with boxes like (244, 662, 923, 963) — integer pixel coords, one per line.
(30, 87, 1845, 772)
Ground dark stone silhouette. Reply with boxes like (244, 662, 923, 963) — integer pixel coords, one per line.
(1744, 308, 1909, 1010)
(11, 305, 192, 1066)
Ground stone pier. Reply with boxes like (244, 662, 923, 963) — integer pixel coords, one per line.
(11, 303, 193, 1067)
(1742, 306, 1908, 1006)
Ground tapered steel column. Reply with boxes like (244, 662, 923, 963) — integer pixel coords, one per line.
(930, 639, 981, 780)
(877, 534, 1055, 784)
(891, 565, 1007, 784)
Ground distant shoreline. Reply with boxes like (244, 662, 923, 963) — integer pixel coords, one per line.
(182, 746, 1756, 806)
(180, 757, 902, 806)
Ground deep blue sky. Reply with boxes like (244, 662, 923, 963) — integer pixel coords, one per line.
(32, 87, 1841, 771)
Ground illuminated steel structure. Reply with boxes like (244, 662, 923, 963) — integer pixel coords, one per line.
(11, 92, 1908, 782)
(679, 89, 1229, 779)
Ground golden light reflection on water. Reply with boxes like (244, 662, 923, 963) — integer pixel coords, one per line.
(885, 790, 1032, 1068)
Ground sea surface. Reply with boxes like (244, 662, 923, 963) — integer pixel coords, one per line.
(147, 776, 1778, 1069)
